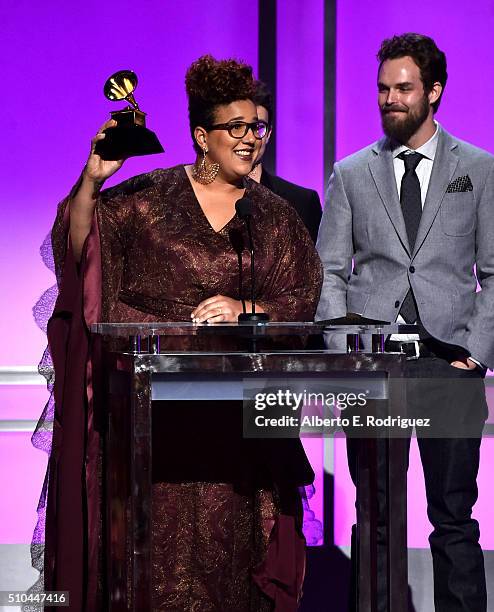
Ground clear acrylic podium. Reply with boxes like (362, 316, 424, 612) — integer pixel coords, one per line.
(91, 321, 410, 612)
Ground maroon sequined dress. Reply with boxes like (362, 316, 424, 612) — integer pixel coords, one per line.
(44, 165, 322, 611)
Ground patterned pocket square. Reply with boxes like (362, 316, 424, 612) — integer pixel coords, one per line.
(446, 175, 473, 193)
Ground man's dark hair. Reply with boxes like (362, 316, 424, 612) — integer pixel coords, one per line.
(185, 55, 255, 153)
(377, 33, 448, 112)
(253, 80, 274, 126)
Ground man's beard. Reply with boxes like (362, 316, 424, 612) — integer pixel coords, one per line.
(380, 95, 430, 144)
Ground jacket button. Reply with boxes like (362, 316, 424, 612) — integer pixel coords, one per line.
(394, 300, 400, 307)
(409, 265, 415, 273)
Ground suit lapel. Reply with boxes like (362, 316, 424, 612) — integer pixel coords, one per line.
(368, 141, 411, 255)
(413, 130, 459, 256)
(260, 168, 273, 190)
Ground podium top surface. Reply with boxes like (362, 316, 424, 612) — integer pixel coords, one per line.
(91, 321, 417, 338)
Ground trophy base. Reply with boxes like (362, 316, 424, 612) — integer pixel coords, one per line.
(94, 126, 164, 161)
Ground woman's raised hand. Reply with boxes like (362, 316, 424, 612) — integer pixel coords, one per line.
(70, 119, 127, 261)
(84, 119, 126, 184)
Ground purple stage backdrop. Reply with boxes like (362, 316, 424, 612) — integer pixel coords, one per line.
(277, 1, 324, 195)
(336, 1, 494, 158)
(2, 0, 260, 367)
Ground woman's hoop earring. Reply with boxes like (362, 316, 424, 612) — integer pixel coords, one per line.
(191, 148, 220, 184)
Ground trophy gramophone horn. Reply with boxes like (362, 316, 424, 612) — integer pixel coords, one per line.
(95, 69, 164, 161)
(104, 70, 140, 110)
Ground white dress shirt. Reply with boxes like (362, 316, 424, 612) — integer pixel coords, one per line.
(392, 123, 439, 209)
(390, 123, 439, 341)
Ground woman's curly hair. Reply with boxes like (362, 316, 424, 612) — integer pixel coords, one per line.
(185, 55, 255, 152)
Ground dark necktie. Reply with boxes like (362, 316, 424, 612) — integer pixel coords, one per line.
(398, 151, 424, 323)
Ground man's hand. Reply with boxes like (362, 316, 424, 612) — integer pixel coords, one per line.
(450, 358, 478, 370)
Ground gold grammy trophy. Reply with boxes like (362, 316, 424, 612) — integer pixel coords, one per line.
(95, 70, 164, 160)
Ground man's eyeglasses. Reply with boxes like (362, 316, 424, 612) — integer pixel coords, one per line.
(208, 121, 269, 140)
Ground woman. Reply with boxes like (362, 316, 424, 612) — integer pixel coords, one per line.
(42, 55, 322, 611)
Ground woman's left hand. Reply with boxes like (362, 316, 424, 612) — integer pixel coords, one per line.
(191, 295, 244, 323)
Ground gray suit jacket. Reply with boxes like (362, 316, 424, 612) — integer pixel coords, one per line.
(315, 126, 494, 368)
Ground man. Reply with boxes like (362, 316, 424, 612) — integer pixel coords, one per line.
(316, 33, 493, 611)
(250, 80, 322, 243)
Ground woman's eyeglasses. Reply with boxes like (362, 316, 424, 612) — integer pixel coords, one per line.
(208, 121, 269, 140)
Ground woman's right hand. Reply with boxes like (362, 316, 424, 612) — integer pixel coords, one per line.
(83, 119, 126, 184)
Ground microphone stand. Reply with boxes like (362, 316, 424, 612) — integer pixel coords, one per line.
(238, 208, 269, 323)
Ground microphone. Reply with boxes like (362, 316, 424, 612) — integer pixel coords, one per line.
(235, 197, 269, 322)
(235, 197, 254, 220)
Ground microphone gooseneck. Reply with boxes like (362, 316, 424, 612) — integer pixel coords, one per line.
(235, 197, 269, 323)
